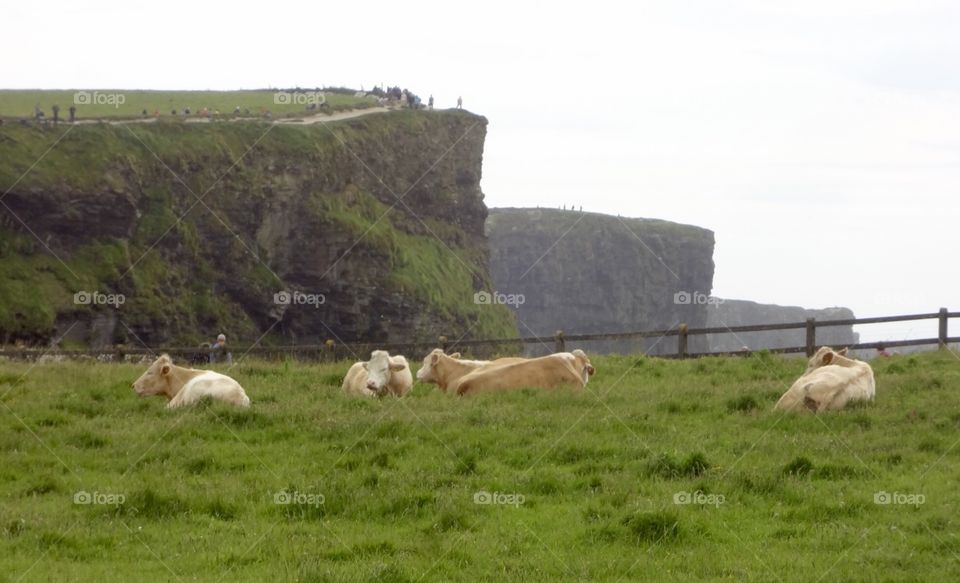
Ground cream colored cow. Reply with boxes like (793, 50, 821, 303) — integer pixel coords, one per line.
(132, 354, 250, 409)
(454, 350, 595, 396)
(774, 347, 875, 412)
(415, 349, 527, 393)
(342, 350, 413, 398)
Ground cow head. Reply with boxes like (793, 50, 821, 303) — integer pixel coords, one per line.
(415, 349, 460, 383)
(133, 354, 173, 397)
(804, 346, 848, 374)
(571, 349, 596, 383)
(362, 350, 406, 394)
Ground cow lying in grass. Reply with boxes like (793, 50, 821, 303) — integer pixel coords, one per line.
(415, 349, 527, 393)
(132, 354, 250, 408)
(342, 350, 412, 398)
(454, 349, 596, 396)
(774, 347, 875, 412)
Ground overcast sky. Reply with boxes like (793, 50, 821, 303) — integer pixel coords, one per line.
(3, 0, 958, 342)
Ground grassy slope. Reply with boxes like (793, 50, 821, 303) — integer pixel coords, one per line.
(0, 89, 376, 120)
(1, 351, 959, 581)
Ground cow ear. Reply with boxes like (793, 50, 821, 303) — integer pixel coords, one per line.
(430, 354, 439, 364)
(450, 352, 461, 359)
(837, 348, 848, 356)
(821, 352, 833, 365)
(389, 363, 406, 372)
(361, 362, 369, 370)
(160, 364, 171, 376)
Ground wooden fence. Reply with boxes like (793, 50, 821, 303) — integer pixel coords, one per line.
(1, 308, 957, 363)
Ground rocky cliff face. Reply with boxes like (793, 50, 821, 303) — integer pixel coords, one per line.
(0, 111, 517, 347)
(485, 208, 715, 355)
(705, 300, 858, 352)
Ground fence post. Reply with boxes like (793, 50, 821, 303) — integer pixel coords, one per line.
(805, 318, 816, 357)
(439, 335, 449, 353)
(939, 307, 948, 349)
(554, 330, 565, 353)
(325, 339, 335, 362)
(677, 324, 688, 359)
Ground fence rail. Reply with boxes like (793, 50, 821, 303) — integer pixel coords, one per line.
(0, 308, 956, 363)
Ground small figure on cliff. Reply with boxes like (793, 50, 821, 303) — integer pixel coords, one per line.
(428, 95, 434, 109)
(457, 96, 463, 109)
(209, 333, 232, 364)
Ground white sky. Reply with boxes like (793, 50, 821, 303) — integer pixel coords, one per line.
(3, 0, 958, 343)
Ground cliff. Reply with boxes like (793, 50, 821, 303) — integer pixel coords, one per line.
(0, 110, 518, 347)
(485, 208, 715, 355)
(706, 300, 858, 352)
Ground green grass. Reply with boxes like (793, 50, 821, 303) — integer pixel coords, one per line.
(0, 89, 377, 121)
(1, 350, 959, 581)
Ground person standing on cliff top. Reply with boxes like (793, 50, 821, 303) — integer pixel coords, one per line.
(457, 96, 463, 109)
(428, 95, 434, 109)
(209, 333, 232, 364)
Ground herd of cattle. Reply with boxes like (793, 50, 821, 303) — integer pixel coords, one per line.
(131, 345, 876, 413)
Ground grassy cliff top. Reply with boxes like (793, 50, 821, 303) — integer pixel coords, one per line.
(487, 207, 715, 242)
(0, 89, 378, 121)
(0, 108, 484, 192)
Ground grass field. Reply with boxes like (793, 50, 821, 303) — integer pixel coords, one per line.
(0, 89, 377, 121)
(1, 350, 959, 581)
